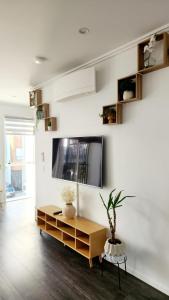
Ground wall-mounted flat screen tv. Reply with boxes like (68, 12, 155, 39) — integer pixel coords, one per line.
(52, 136, 103, 187)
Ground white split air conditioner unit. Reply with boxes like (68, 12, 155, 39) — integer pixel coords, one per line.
(55, 67, 96, 102)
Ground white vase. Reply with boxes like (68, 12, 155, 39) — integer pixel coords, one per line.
(123, 90, 134, 101)
(48, 126, 52, 131)
(62, 203, 76, 219)
(104, 239, 125, 256)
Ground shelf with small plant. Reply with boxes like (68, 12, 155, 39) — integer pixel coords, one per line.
(100, 103, 122, 125)
(118, 73, 142, 103)
(45, 117, 57, 131)
(29, 89, 42, 107)
(138, 32, 169, 74)
(36, 103, 49, 121)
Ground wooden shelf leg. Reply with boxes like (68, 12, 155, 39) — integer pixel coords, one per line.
(40, 229, 42, 235)
(89, 259, 93, 268)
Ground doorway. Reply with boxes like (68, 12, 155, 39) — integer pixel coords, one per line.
(4, 118, 35, 202)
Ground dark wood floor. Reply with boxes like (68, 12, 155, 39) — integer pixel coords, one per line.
(0, 200, 168, 300)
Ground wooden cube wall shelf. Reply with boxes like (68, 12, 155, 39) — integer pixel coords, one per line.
(117, 73, 142, 104)
(137, 32, 169, 74)
(102, 103, 122, 125)
(29, 89, 42, 107)
(45, 117, 57, 131)
(36, 103, 49, 120)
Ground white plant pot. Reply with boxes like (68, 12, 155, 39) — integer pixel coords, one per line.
(48, 126, 52, 131)
(62, 203, 76, 219)
(123, 90, 134, 101)
(104, 239, 125, 257)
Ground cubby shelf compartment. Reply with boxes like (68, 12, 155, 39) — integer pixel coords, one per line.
(37, 217, 46, 230)
(36, 205, 106, 268)
(63, 232, 75, 250)
(137, 32, 169, 74)
(76, 229, 89, 245)
(37, 210, 46, 221)
(57, 220, 75, 237)
(117, 73, 142, 104)
(102, 103, 122, 125)
(44, 117, 57, 132)
(46, 215, 57, 227)
(76, 240, 89, 258)
(29, 89, 42, 107)
(46, 223, 62, 241)
(36, 103, 49, 120)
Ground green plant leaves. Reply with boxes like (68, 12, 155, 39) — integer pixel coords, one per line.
(113, 190, 123, 208)
(99, 193, 107, 210)
(100, 189, 135, 211)
(107, 188, 116, 210)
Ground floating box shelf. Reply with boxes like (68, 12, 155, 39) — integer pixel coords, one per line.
(118, 73, 142, 103)
(36, 103, 49, 120)
(44, 117, 57, 131)
(29, 89, 42, 107)
(137, 32, 169, 74)
(102, 103, 122, 125)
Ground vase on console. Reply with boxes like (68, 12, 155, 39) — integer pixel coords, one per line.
(62, 186, 76, 219)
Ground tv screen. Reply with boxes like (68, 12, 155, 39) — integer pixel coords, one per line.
(52, 136, 103, 187)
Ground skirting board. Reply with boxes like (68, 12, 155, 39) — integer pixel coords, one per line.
(125, 264, 169, 296)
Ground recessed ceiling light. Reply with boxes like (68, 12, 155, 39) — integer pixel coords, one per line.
(78, 27, 90, 35)
(34, 56, 47, 64)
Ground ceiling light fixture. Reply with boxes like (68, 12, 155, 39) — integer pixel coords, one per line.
(78, 27, 90, 35)
(34, 56, 47, 64)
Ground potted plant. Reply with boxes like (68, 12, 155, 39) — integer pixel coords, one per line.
(62, 186, 76, 219)
(119, 78, 136, 101)
(100, 189, 134, 256)
(35, 108, 43, 128)
(48, 120, 52, 131)
(100, 109, 116, 124)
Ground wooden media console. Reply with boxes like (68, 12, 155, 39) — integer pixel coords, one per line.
(36, 205, 107, 267)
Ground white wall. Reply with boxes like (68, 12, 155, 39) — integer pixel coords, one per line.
(0, 102, 33, 201)
(35, 46, 169, 296)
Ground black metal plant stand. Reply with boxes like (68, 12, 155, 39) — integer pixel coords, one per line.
(100, 254, 127, 290)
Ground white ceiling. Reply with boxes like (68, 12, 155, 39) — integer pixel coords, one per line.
(0, 0, 169, 105)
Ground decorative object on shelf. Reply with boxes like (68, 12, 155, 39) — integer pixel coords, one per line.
(99, 189, 135, 256)
(29, 89, 42, 107)
(123, 90, 134, 101)
(44, 117, 57, 131)
(62, 186, 76, 219)
(137, 32, 169, 74)
(119, 77, 136, 101)
(36, 107, 44, 120)
(36, 103, 49, 121)
(36, 107, 43, 127)
(143, 33, 157, 68)
(47, 120, 52, 131)
(118, 74, 142, 103)
(100, 104, 122, 124)
(100, 110, 116, 124)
